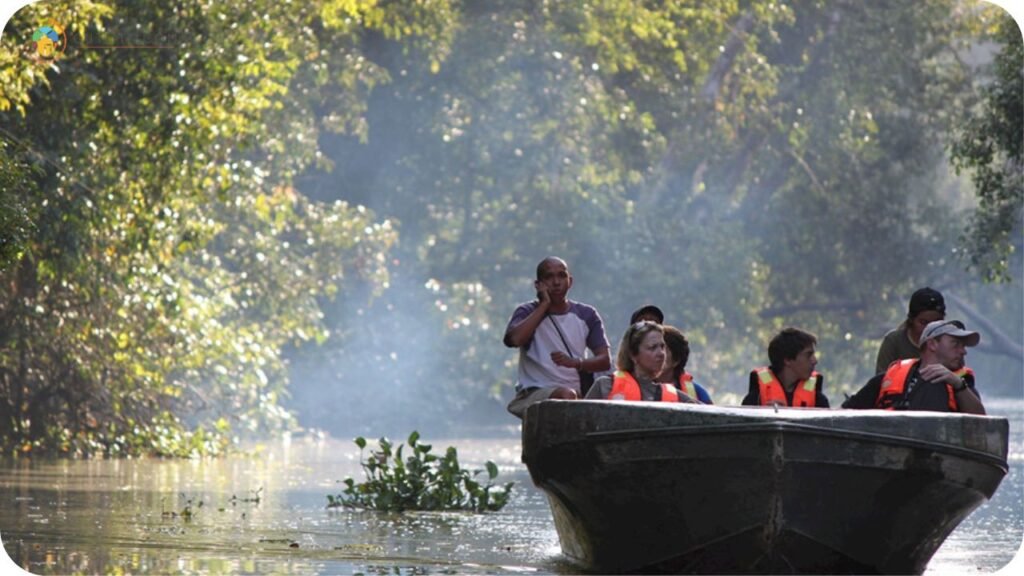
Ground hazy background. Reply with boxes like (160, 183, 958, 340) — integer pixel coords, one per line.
(0, 0, 1021, 453)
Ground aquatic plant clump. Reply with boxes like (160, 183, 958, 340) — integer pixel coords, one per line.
(327, 431, 514, 513)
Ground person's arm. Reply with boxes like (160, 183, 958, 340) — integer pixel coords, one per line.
(816, 391, 831, 408)
(741, 371, 759, 406)
(578, 307, 612, 373)
(504, 299, 550, 348)
(584, 375, 613, 399)
(694, 382, 713, 404)
(676, 388, 700, 404)
(580, 346, 611, 373)
(953, 385, 986, 415)
(814, 373, 829, 408)
(842, 374, 882, 409)
(918, 364, 986, 415)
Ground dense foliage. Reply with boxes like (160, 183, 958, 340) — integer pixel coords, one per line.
(0, 0, 412, 455)
(289, 0, 1023, 432)
(327, 431, 513, 513)
(951, 11, 1023, 283)
(0, 141, 34, 269)
(1, 1, 1021, 453)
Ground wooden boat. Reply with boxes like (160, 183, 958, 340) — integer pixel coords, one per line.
(521, 400, 1008, 574)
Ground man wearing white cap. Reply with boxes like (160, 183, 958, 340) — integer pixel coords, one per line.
(843, 320, 985, 414)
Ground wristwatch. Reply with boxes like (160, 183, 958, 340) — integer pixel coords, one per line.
(951, 378, 968, 393)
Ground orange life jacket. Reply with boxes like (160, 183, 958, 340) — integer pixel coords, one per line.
(875, 359, 974, 411)
(610, 370, 681, 402)
(754, 367, 820, 407)
(678, 373, 698, 399)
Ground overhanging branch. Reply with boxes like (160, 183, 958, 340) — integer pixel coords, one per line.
(943, 290, 1024, 362)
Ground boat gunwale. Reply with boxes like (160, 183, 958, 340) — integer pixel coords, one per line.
(578, 420, 1009, 472)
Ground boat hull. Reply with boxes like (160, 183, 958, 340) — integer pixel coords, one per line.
(522, 401, 1008, 574)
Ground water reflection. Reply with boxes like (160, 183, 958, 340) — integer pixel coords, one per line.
(2, 402, 1022, 575)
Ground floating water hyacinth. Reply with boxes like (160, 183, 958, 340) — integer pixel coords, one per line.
(327, 431, 514, 513)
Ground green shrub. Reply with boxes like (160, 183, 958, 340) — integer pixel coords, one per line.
(327, 431, 513, 512)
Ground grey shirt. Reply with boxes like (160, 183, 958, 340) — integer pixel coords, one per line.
(875, 320, 921, 374)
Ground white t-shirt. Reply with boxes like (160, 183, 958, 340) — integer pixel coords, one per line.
(506, 300, 609, 393)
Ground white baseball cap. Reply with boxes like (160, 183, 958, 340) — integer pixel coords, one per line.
(919, 320, 980, 348)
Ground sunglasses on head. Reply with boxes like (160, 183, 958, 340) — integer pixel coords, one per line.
(632, 320, 659, 330)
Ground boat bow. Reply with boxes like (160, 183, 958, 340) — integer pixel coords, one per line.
(522, 400, 1008, 574)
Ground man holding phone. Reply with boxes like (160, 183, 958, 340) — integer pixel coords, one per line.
(503, 256, 611, 419)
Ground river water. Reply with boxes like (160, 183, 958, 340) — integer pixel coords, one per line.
(2, 398, 1022, 575)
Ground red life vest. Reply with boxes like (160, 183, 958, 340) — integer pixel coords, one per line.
(610, 370, 681, 402)
(875, 359, 974, 411)
(754, 367, 820, 407)
(678, 373, 698, 399)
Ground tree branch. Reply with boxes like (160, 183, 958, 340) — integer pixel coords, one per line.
(942, 290, 1024, 362)
(700, 11, 755, 103)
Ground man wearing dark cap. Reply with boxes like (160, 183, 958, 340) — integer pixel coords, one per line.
(874, 287, 946, 374)
(630, 304, 664, 325)
(844, 320, 985, 414)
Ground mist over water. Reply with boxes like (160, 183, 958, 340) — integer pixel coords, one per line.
(286, 263, 514, 440)
(251, 2, 1024, 439)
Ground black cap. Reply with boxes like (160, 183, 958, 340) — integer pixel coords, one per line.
(630, 304, 664, 324)
(908, 287, 945, 317)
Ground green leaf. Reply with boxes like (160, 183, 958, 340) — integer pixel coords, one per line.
(326, 430, 513, 512)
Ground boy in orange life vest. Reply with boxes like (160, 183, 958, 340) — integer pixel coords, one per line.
(842, 320, 985, 414)
(742, 328, 829, 408)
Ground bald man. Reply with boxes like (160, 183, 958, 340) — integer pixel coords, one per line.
(504, 257, 611, 418)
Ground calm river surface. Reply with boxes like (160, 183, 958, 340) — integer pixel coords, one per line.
(2, 399, 1023, 575)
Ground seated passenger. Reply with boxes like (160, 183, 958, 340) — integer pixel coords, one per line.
(657, 325, 713, 404)
(742, 327, 829, 408)
(585, 321, 698, 402)
(504, 256, 611, 419)
(875, 287, 946, 374)
(629, 304, 665, 324)
(843, 320, 985, 414)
